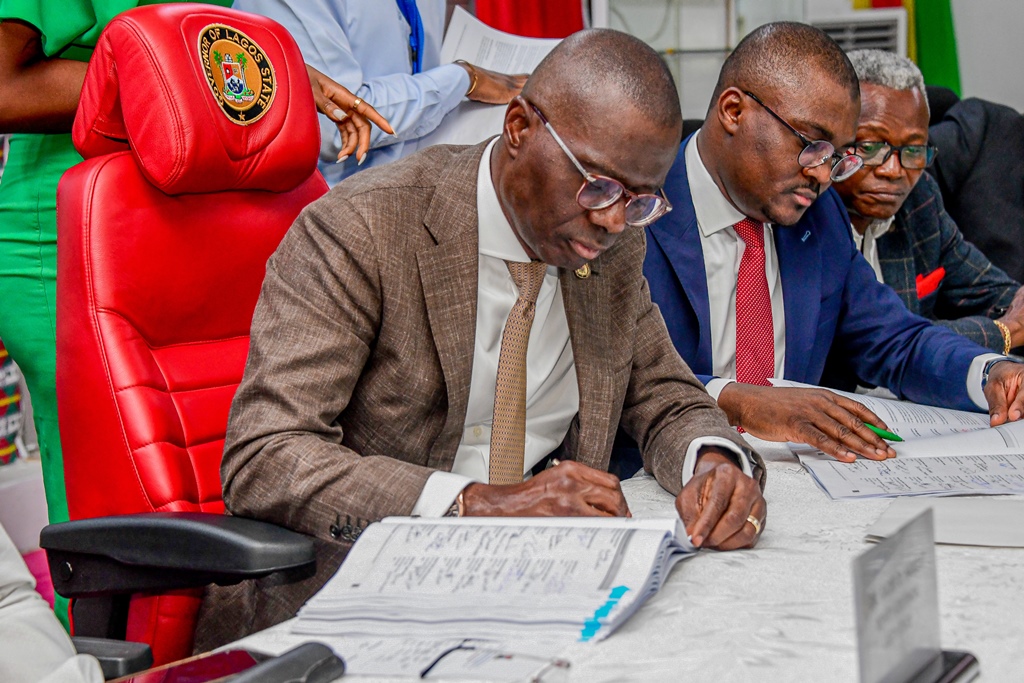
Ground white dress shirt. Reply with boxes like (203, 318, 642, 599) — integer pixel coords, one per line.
(685, 133, 786, 399)
(687, 132, 995, 411)
(850, 217, 895, 283)
(413, 139, 752, 515)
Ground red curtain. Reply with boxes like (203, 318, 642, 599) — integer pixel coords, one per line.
(475, 0, 584, 39)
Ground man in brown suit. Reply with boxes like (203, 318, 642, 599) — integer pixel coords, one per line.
(213, 28, 766, 636)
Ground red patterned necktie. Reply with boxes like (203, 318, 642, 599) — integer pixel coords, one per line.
(734, 218, 774, 386)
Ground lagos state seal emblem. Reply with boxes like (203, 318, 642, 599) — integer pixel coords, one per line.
(198, 24, 276, 125)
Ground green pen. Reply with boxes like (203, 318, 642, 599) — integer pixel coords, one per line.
(865, 423, 903, 442)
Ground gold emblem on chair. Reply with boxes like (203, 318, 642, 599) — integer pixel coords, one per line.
(198, 24, 276, 125)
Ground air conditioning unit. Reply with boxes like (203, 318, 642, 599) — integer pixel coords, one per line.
(809, 8, 907, 57)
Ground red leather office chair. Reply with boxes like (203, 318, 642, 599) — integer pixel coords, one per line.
(50, 4, 327, 665)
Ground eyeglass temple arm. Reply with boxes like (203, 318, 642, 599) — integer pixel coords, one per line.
(545, 121, 597, 182)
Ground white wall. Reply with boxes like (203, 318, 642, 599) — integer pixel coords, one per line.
(951, 0, 1024, 110)
(600, 0, 1024, 117)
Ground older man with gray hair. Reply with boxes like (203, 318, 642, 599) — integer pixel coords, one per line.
(832, 49, 1024, 356)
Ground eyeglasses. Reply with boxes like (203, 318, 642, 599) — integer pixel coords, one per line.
(853, 141, 938, 170)
(528, 102, 672, 228)
(743, 91, 864, 182)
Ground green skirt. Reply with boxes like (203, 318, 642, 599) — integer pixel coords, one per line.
(0, 132, 83, 526)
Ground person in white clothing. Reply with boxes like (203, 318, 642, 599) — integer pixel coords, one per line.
(0, 522, 103, 683)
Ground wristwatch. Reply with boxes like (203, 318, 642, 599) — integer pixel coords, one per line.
(981, 356, 1024, 389)
(444, 489, 466, 517)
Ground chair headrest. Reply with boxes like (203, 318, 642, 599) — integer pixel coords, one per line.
(74, 4, 320, 194)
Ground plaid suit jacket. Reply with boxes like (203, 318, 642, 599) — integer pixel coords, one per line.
(201, 143, 758, 646)
(877, 174, 1019, 353)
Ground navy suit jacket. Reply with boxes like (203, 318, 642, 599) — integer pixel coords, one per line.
(644, 140, 989, 412)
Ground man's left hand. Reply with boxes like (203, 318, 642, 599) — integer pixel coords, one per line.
(986, 360, 1024, 426)
(675, 448, 765, 550)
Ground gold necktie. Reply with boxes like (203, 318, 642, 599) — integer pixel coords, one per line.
(489, 260, 548, 485)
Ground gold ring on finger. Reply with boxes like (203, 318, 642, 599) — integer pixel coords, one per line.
(351, 97, 362, 111)
(746, 515, 762, 535)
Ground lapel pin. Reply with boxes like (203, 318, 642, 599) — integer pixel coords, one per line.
(801, 230, 811, 242)
(574, 263, 591, 279)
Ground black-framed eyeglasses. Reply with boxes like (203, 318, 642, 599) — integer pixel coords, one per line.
(853, 141, 938, 170)
(743, 91, 864, 182)
(527, 101, 672, 228)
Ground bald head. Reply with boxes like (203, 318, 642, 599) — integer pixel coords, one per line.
(489, 28, 683, 271)
(712, 22, 859, 115)
(523, 29, 682, 132)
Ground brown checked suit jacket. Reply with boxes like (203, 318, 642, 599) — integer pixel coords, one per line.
(200, 141, 763, 647)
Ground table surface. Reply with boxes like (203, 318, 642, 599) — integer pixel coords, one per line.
(236, 439, 1024, 682)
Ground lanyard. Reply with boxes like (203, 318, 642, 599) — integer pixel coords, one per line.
(395, 0, 424, 74)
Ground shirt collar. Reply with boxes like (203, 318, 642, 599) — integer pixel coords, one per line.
(685, 130, 751, 236)
(850, 216, 896, 249)
(477, 137, 531, 262)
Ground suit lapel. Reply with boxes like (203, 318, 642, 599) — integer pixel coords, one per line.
(647, 147, 714, 370)
(561, 264, 617, 468)
(775, 219, 821, 382)
(416, 143, 488, 469)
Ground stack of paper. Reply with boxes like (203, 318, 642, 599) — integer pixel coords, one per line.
(866, 497, 1024, 547)
(771, 379, 1024, 500)
(293, 516, 693, 645)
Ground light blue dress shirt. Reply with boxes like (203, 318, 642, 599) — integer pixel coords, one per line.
(232, 0, 470, 184)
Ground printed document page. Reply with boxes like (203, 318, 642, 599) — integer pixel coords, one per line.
(892, 420, 1024, 458)
(294, 516, 693, 647)
(801, 453, 1024, 500)
(414, 7, 561, 148)
(769, 379, 1024, 498)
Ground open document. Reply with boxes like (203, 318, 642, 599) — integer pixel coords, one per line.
(291, 516, 694, 675)
(770, 379, 1024, 499)
(414, 8, 561, 148)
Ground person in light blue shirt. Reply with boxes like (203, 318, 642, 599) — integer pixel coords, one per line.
(233, 0, 526, 185)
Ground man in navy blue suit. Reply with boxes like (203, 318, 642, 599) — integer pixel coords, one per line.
(644, 22, 1024, 463)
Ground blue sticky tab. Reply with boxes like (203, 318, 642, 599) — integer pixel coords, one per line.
(580, 586, 631, 641)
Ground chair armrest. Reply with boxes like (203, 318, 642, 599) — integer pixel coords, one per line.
(72, 637, 153, 679)
(41, 512, 316, 598)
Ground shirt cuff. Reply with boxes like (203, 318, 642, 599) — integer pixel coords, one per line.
(681, 436, 753, 488)
(967, 352, 1004, 410)
(435, 62, 472, 100)
(410, 471, 477, 517)
(704, 377, 735, 401)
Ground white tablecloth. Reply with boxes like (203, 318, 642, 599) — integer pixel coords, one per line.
(236, 439, 1024, 681)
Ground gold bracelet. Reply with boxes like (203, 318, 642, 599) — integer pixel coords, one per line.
(455, 59, 478, 97)
(994, 319, 1013, 355)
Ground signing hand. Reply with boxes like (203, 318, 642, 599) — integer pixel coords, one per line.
(305, 64, 394, 164)
(456, 62, 528, 105)
(676, 449, 765, 550)
(461, 460, 630, 517)
(717, 383, 896, 463)
(985, 360, 1024, 426)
